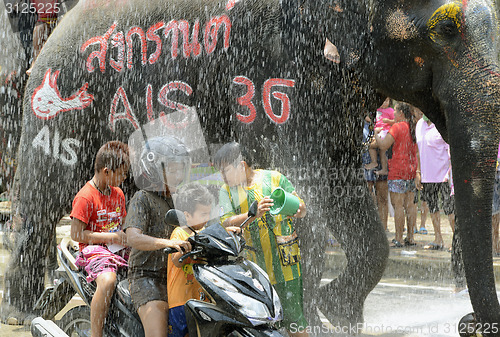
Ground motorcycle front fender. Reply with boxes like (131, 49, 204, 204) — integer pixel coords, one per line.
(227, 327, 286, 337)
(33, 277, 75, 320)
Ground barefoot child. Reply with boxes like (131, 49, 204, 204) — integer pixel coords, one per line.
(365, 97, 394, 176)
(70, 141, 130, 337)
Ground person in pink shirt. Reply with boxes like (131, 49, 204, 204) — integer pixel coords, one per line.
(365, 97, 395, 176)
(415, 114, 455, 250)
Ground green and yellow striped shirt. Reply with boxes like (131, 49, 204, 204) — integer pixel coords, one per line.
(219, 169, 302, 284)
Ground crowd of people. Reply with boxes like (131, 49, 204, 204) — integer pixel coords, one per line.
(69, 139, 310, 337)
(363, 99, 455, 249)
(363, 97, 500, 254)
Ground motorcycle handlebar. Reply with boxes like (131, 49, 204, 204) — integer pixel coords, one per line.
(178, 249, 203, 264)
(163, 247, 178, 255)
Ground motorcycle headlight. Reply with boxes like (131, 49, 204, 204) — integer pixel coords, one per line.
(197, 268, 238, 293)
(246, 261, 270, 282)
(225, 291, 271, 322)
(198, 269, 273, 324)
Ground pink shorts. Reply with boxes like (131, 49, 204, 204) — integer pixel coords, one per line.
(75, 245, 128, 282)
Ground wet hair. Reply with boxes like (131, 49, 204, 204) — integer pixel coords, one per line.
(395, 102, 416, 143)
(176, 183, 214, 215)
(94, 141, 130, 173)
(213, 142, 254, 170)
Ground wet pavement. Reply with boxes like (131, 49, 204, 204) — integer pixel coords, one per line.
(0, 204, 497, 336)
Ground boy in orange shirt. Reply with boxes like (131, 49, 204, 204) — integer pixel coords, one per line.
(167, 183, 213, 337)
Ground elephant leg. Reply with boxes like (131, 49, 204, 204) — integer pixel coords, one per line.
(0, 216, 58, 323)
(297, 203, 328, 330)
(317, 183, 388, 331)
(451, 225, 466, 291)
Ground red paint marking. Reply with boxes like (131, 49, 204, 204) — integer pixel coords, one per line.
(263, 78, 295, 124)
(164, 20, 179, 59)
(146, 84, 155, 121)
(178, 20, 202, 58)
(82, 16, 232, 73)
(158, 81, 193, 111)
(226, 0, 235, 10)
(204, 15, 232, 54)
(110, 32, 125, 72)
(81, 22, 117, 73)
(233, 76, 257, 124)
(109, 87, 140, 131)
(126, 27, 148, 69)
(147, 21, 165, 65)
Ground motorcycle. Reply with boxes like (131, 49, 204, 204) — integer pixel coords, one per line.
(31, 200, 285, 337)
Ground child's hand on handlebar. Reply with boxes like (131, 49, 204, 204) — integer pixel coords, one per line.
(165, 239, 192, 254)
(226, 226, 242, 234)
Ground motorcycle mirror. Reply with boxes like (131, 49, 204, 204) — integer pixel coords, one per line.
(248, 201, 258, 218)
(165, 209, 187, 227)
(239, 200, 259, 229)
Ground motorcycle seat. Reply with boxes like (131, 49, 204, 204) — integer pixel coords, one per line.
(116, 279, 134, 309)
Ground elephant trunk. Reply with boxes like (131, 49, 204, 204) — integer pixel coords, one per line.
(444, 67, 500, 329)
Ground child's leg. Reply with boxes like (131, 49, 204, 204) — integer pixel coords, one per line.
(138, 300, 169, 337)
(91, 271, 117, 337)
(365, 140, 379, 170)
(376, 150, 389, 176)
(168, 306, 189, 337)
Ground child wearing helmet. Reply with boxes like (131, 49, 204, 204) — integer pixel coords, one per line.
(124, 136, 192, 337)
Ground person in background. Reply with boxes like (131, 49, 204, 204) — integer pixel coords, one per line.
(415, 113, 455, 250)
(411, 107, 429, 234)
(362, 114, 389, 231)
(26, 0, 60, 75)
(375, 102, 418, 247)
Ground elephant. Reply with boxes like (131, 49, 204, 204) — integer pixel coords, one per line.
(1, 0, 500, 335)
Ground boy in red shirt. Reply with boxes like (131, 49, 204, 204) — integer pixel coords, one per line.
(70, 140, 130, 337)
